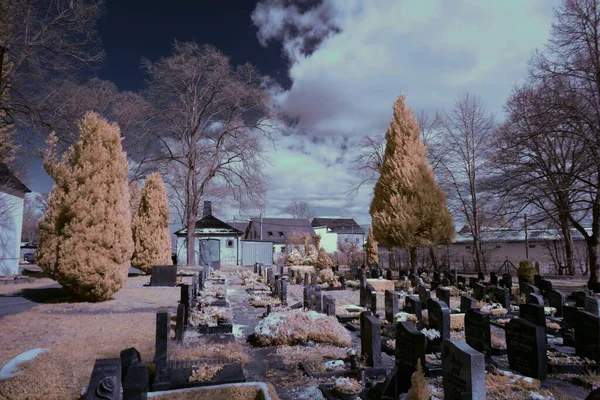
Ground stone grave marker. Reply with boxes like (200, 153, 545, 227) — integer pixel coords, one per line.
(85, 358, 121, 400)
(493, 287, 511, 309)
(520, 283, 541, 297)
(119, 347, 141, 384)
(490, 272, 498, 286)
(576, 310, 600, 362)
(404, 295, 423, 326)
(359, 275, 368, 307)
(519, 303, 546, 328)
(340, 275, 346, 290)
(418, 286, 431, 309)
(369, 289, 378, 316)
(304, 272, 310, 286)
(123, 365, 148, 400)
(562, 305, 579, 327)
(460, 295, 477, 313)
(547, 290, 566, 317)
(465, 309, 491, 358)
(433, 271, 440, 282)
(267, 268, 274, 288)
(385, 290, 399, 323)
(534, 274, 543, 289)
(386, 269, 393, 281)
(585, 296, 600, 317)
(573, 290, 587, 308)
(457, 275, 466, 286)
(469, 277, 478, 289)
(540, 279, 553, 297)
(254, 263, 258, 274)
(450, 270, 458, 285)
(506, 318, 547, 380)
(324, 294, 336, 316)
(303, 286, 312, 310)
(295, 271, 302, 285)
(409, 274, 418, 287)
(442, 340, 486, 400)
(428, 298, 451, 341)
(527, 293, 545, 307)
(280, 279, 287, 305)
(478, 271, 485, 281)
(175, 304, 185, 342)
(502, 273, 513, 288)
(311, 273, 318, 286)
(198, 270, 204, 290)
(395, 321, 426, 394)
(273, 276, 280, 297)
(154, 312, 170, 391)
(473, 282, 486, 301)
(150, 265, 177, 287)
(361, 312, 382, 367)
(436, 287, 450, 309)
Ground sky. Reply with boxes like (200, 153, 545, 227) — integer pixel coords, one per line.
(27, 0, 562, 228)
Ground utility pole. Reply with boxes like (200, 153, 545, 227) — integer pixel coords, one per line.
(260, 212, 263, 240)
(524, 213, 529, 259)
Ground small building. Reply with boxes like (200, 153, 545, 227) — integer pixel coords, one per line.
(244, 218, 316, 262)
(174, 201, 243, 268)
(0, 164, 31, 275)
(311, 217, 365, 253)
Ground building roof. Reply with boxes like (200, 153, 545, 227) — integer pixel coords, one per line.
(311, 217, 365, 234)
(454, 227, 592, 244)
(246, 217, 315, 244)
(174, 215, 242, 236)
(227, 221, 250, 233)
(0, 163, 30, 194)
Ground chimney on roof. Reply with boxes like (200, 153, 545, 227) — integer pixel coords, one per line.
(203, 201, 212, 217)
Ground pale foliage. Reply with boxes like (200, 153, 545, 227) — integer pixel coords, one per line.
(316, 247, 333, 270)
(131, 173, 172, 273)
(366, 227, 379, 265)
(36, 112, 133, 302)
(285, 248, 303, 266)
(407, 359, 431, 400)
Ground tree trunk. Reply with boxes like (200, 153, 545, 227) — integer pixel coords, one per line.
(186, 210, 196, 266)
(410, 247, 417, 274)
(559, 213, 575, 276)
(429, 247, 438, 271)
(587, 236, 599, 290)
(388, 247, 395, 270)
(473, 236, 482, 273)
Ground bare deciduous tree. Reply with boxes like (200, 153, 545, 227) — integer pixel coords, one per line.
(436, 93, 496, 272)
(283, 199, 315, 219)
(143, 42, 277, 265)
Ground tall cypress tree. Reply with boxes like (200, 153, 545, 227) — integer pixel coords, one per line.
(37, 112, 133, 301)
(370, 95, 454, 273)
(366, 227, 380, 267)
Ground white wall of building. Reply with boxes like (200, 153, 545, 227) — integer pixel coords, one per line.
(175, 236, 240, 266)
(313, 227, 338, 253)
(0, 191, 25, 275)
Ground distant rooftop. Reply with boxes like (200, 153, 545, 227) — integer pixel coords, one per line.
(312, 217, 365, 234)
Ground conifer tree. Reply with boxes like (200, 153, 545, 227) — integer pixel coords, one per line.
(131, 173, 172, 273)
(366, 227, 379, 266)
(37, 112, 133, 301)
(370, 95, 454, 273)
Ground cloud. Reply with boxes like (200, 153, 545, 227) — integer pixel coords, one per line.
(251, 0, 559, 225)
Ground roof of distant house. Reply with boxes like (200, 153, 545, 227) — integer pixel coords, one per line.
(227, 221, 250, 234)
(0, 163, 30, 194)
(174, 215, 242, 236)
(246, 217, 315, 243)
(311, 217, 365, 234)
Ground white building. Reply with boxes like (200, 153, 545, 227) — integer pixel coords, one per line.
(0, 164, 30, 275)
(244, 218, 316, 263)
(311, 218, 365, 253)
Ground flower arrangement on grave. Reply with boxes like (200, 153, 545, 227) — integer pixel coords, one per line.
(420, 328, 440, 341)
(491, 328, 507, 350)
(332, 377, 362, 394)
(425, 353, 442, 366)
(546, 321, 561, 331)
(547, 353, 595, 366)
(336, 305, 365, 317)
(480, 303, 508, 316)
(189, 307, 232, 327)
(188, 364, 223, 382)
(249, 295, 281, 308)
(544, 307, 557, 316)
(346, 279, 360, 289)
(395, 312, 418, 326)
(253, 309, 351, 347)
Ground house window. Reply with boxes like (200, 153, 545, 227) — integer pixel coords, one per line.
(279, 231, 284, 237)
(281, 246, 286, 253)
(226, 240, 234, 248)
(267, 231, 273, 237)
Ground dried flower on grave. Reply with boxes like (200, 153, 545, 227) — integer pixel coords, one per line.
(37, 112, 133, 302)
(486, 370, 540, 396)
(546, 321, 561, 330)
(395, 312, 418, 326)
(171, 343, 249, 364)
(254, 309, 351, 347)
(333, 377, 362, 394)
(448, 286, 460, 297)
(318, 268, 335, 284)
(420, 310, 429, 327)
(450, 314, 464, 331)
(395, 280, 412, 290)
(346, 280, 360, 288)
(336, 304, 365, 316)
(407, 359, 430, 400)
(491, 328, 506, 350)
(188, 364, 223, 382)
(249, 296, 281, 308)
(480, 303, 507, 316)
(131, 173, 172, 273)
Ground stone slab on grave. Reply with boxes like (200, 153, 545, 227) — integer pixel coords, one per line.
(167, 364, 246, 390)
(150, 265, 177, 287)
(506, 318, 547, 380)
(85, 358, 121, 400)
(465, 308, 491, 359)
(442, 339, 486, 400)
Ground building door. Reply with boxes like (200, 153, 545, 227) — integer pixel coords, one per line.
(199, 239, 221, 269)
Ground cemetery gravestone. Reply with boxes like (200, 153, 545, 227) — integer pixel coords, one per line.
(527, 293, 545, 307)
(175, 304, 185, 342)
(469, 277, 478, 289)
(119, 347, 141, 384)
(304, 272, 310, 286)
(395, 321, 426, 394)
(519, 303, 546, 328)
(314, 287, 323, 313)
(441, 277, 451, 287)
(585, 296, 600, 317)
(123, 365, 148, 400)
(150, 265, 177, 287)
(490, 272, 498, 286)
(303, 286, 312, 310)
(359, 275, 368, 307)
(465, 309, 491, 358)
(573, 291, 587, 308)
(340, 276, 346, 290)
(473, 283, 486, 301)
(324, 295, 336, 316)
(369, 288, 378, 316)
(478, 271, 485, 281)
(361, 312, 382, 367)
(418, 286, 431, 309)
(154, 312, 170, 391)
(520, 283, 541, 297)
(404, 295, 423, 327)
(461, 295, 477, 313)
(576, 310, 600, 362)
(493, 287, 511, 309)
(280, 279, 287, 305)
(457, 276, 466, 286)
(502, 273, 513, 288)
(547, 290, 566, 317)
(506, 318, 547, 380)
(295, 272, 302, 285)
(540, 279, 553, 297)
(311, 273, 318, 286)
(442, 340, 486, 400)
(436, 287, 450, 309)
(385, 290, 399, 323)
(386, 269, 393, 281)
(85, 358, 121, 400)
(428, 298, 451, 341)
(534, 275, 543, 289)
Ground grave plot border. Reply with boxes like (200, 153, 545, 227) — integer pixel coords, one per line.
(166, 364, 246, 390)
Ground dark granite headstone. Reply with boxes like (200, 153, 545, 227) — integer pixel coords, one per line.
(465, 309, 491, 358)
(428, 298, 450, 341)
(304, 272, 310, 286)
(527, 293, 545, 307)
(490, 272, 498, 286)
(175, 304, 185, 342)
(303, 285, 312, 310)
(418, 286, 431, 309)
(295, 271, 302, 285)
(359, 275, 368, 307)
(386, 269, 393, 281)
(436, 287, 450, 309)
(576, 310, 600, 362)
(404, 295, 422, 326)
(324, 294, 336, 316)
(267, 268, 274, 288)
(385, 290, 399, 323)
(274, 276, 280, 297)
(123, 365, 148, 400)
(539, 279, 553, 297)
(409, 274, 418, 287)
(457, 276, 466, 286)
(311, 273, 318, 286)
(369, 289, 377, 316)
(442, 340, 486, 400)
(198, 269, 204, 290)
(473, 282, 486, 301)
(506, 318, 547, 380)
(520, 303, 546, 327)
(573, 290, 587, 308)
(395, 321, 426, 394)
(85, 358, 122, 400)
(150, 265, 177, 287)
(520, 283, 541, 297)
(563, 305, 579, 327)
(547, 290, 566, 317)
(340, 276, 346, 290)
(280, 279, 287, 305)
(314, 287, 323, 313)
(154, 312, 170, 391)
(460, 295, 477, 313)
(534, 275, 543, 289)
(502, 273, 513, 289)
(361, 312, 382, 367)
(585, 296, 600, 316)
(477, 272, 485, 282)
(493, 287, 511, 309)
(120, 347, 141, 384)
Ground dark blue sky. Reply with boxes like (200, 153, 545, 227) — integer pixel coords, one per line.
(97, 0, 290, 92)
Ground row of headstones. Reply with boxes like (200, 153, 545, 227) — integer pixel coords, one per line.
(303, 284, 336, 316)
